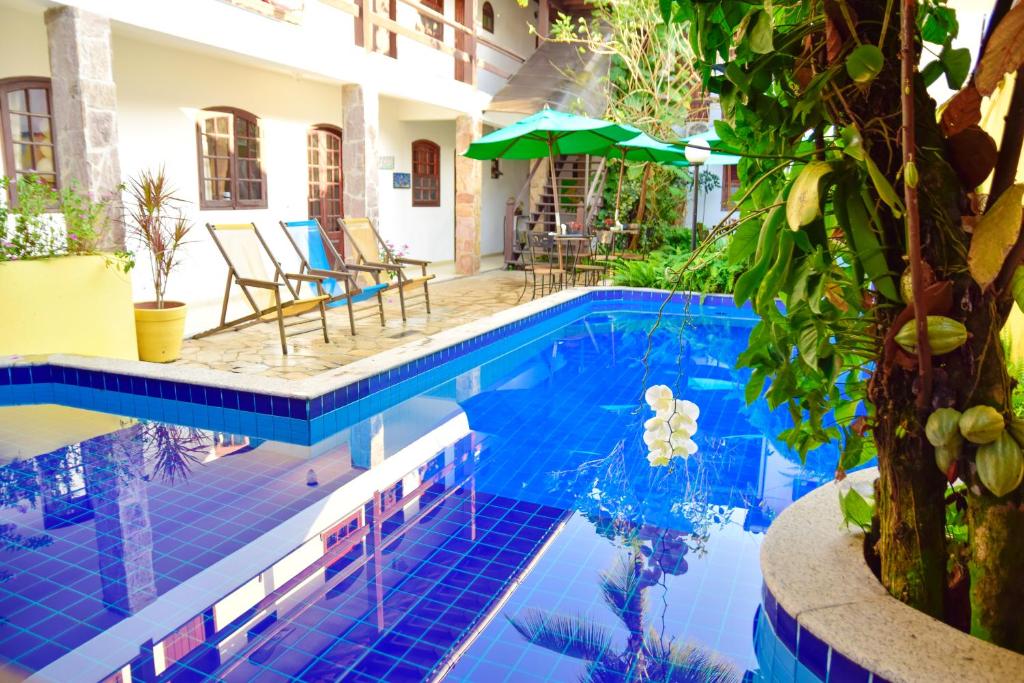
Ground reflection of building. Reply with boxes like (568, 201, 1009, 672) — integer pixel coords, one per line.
(81, 424, 159, 617)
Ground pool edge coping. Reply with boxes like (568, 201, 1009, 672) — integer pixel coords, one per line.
(0, 287, 744, 406)
(760, 467, 1024, 683)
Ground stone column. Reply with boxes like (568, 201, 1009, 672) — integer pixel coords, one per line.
(342, 83, 380, 224)
(45, 6, 124, 251)
(454, 114, 482, 275)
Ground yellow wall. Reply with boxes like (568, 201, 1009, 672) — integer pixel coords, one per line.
(0, 255, 138, 360)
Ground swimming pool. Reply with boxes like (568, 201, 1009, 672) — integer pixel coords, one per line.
(0, 291, 842, 682)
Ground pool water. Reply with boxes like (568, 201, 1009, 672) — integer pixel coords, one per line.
(0, 306, 841, 682)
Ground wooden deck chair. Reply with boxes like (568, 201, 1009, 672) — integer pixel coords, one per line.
(194, 223, 331, 354)
(279, 219, 389, 336)
(338, 217, 434, 321)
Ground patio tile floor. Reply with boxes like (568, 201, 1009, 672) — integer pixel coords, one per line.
(173, 270, 537, 380)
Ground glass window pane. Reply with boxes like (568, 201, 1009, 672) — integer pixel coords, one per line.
(215, 116, 229, 134)
(7, 89, 27, 112)
(28, 89, 49, 114)
(35, 146, 55, 174)
(12, 143, 33, 170)
(30, 116, 52, 142)
(9, 114, 31, 142)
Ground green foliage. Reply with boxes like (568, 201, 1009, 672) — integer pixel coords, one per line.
(612, 235, 743, 294)
(839, 487, 874, 533)
(0, 176, 122, 263)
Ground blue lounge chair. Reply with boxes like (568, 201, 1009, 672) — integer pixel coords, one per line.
(279, 219, 389, 336)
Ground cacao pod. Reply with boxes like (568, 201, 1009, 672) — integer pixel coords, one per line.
(976, 431, 1024, 497)
(959, 405, 1005, 445)
(894, 316, 968, 356)
(1011, 266, 1024, 312)
(925, 408, 962, 447)
(1008, 416, 1024, 447)
(934, 442, 960, 477)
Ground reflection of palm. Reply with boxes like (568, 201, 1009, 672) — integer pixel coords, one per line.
(508, 550, 737, 682)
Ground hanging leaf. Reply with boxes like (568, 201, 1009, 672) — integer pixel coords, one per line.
(975, 2, 1024, 96)
(845, 44, 884, 84)
(835, 182, 900, 302)
(786, 161, 834, 231)
(727, 218, 762, 265)
(940, 85, 982, 137)
(840, 125, 865, 161)
(749, 10, 774, 54)
(863, 155, 903, 217)
(967, 184, 1024, 290)
(941, 46, 972, 90)
(838, 487, 874, 532)
(921, 60, 944, 87)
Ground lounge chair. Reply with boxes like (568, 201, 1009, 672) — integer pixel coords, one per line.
(194, 222, 330, 354)
(337, 217, 434, 321)
(279, 219, 389, 336)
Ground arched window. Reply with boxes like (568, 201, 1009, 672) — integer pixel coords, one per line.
(411, 139, 440, 207)
(308, 125, 344, 243)
(196, 106, 266, 209)
(481, 2, 494, 32)
(0, 77, 58, 204)
(420, 0, 444, 40)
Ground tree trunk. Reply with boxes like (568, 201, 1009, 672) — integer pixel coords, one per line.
(967, 491, 1024, 651)
(847, 0, 950, 617)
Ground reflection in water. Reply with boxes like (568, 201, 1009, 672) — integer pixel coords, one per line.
(509, 549, 738, 682)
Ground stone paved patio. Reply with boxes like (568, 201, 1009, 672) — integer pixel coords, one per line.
(174, 269, 536, 380)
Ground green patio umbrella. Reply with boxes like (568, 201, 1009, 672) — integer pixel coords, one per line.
(463, 108, 636, 228)
(594, 126, 690, 224)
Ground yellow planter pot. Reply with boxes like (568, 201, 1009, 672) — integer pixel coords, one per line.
(0, 255, 138, 360)
(134, 302, 188, 363)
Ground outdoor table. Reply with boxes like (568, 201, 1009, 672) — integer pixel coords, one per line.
(553, 234, 591, 286)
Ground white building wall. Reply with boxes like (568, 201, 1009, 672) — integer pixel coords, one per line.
(110, 34, 347, 330)
(480, 156, 528, 256)
(377, 99, 456, 264)
(476, 0, 536, 96)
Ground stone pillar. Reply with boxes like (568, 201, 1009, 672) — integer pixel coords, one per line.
(45, 6, 124, 250)
(342, 83, 380, 224)
(454, 114, 482, 275)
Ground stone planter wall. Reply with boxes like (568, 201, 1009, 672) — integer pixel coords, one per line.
(0, 255, 137, 360)
(759, 468, 1024, 683)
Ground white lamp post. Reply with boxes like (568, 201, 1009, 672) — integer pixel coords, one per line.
(685, 140, 711, 251)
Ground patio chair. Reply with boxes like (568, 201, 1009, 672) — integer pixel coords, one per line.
(194, 223, 330, 354)
(590, 229, 621, 274)
(279, 219, 389, 336)
(527, 231, 565, 299)
(571, 235, 607, 286)
(338, 217, 434, 321)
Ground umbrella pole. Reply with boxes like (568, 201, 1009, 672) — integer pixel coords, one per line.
(614, 153, 625, 226)
(547, 136, 562, 231)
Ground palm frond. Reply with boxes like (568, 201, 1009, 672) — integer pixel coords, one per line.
(599, 554, 646, 627)
(643, 629, 739, 683)
(506, 610, 614, 662)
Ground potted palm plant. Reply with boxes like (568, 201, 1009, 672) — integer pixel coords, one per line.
(126, 168, 192, 362)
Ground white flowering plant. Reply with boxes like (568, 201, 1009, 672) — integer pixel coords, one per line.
(642, 384, 699, 467)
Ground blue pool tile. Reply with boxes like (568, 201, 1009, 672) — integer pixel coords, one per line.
(777, 605, 798, 653)
(11, 367, 31, 385)
(254, 393, 272, 415)
(828, 649, 870, 683)
(798, 625, 829, 680)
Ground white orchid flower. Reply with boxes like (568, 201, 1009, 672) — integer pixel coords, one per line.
(669, 412, 698, 437)
(644, 385, 675, 414)
(658, 397, 699, 420)
(670, 432, 699, 458)
(647, 438, 672, 466)
(643, 416, 670, 446)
